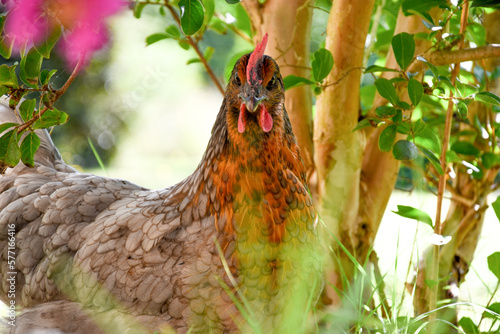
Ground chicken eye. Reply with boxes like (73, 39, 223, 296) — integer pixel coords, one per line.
(266, 75, 277, 90)
(235, 75, 242, 87)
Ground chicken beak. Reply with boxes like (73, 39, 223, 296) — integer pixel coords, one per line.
(239, 84, 267, 113)
(242, 95, 265, 112)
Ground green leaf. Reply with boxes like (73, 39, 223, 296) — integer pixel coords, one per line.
(390, 77, 407, 84)
(225, 0, 241, 3)
(0, 86, 9, 97)
(393, 140, 418, 160)
(0, 122, 18, 135)
(0, 17, 13, 59)
(391, 32, 415, 71)
(204, 46, 215, 61)
(186, 58, 201, 65)
(492, 196, 500, 222)
(458, 317, 479, 334)
(487, 252, 500, 280)
(32, 108, 69, 129)
(159, 5, 166, 16)
(352, 118, 380, 132)
(374, 78, 399, 105)
(375, 106, 398, 118)
(203, 0, 215, 26)
(33, 25, 61, 59)
(413, 119, 426, 134)
(417, 144, 443, 175)
(20, 132, 40, 167)
(446, 150, 462, 163)
(475, 91, 500, 106)
(438, 75, 455, 92)
(466, 22, 486, 46)
(402, 0, 446, 16)
(364, 65, 399, 74)
(407, 9, 435, 27)
(451, 141, 480, 156)
(471, 0, 500, 7)
(232, 3, 252, 37)
(20, 49, 43, 87)
(39, 69, 57, 86)
(178, 0, 205, 36)
(456, 100, 468, 119)
(408, 78, 423, 106)
(0, 129, 20, 167)
(209, 18, 227, 34)
(455, 80, 478, 97)
(0, 65, 18, 88)
(0, 37, 13, 59)
(379, 125, 397, 152)
(397, 101, 411, 110)
(283, 75, 315, 90)
(392, 205, 433, 228)
(484, 303, 500, 319)
(166, 25, 181, 39)
(397, 122, 411, 134)
(424, 279, 439, 288)
(392, 110, 403, 124)
(178, 39, 191, 50)
(312, 48, 334, 82)
(146, 33, 171, 46)
(133, 2, 147, 18)
(19, 99, 36, 122)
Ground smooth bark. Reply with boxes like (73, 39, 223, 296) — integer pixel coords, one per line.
(313, 0, 375, 303)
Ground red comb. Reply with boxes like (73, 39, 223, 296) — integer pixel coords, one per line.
(246, 33, 268, 84)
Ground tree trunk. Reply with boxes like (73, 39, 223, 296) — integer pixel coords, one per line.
(313, 0, 375, 304)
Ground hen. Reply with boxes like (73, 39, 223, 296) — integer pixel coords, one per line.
(0, 35, 322, 333)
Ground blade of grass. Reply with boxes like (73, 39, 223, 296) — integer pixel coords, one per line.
(87, 137, 108, 176)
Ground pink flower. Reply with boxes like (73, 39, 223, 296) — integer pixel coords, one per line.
(4, 0, 50, 51)
(3, 0, 125, 66)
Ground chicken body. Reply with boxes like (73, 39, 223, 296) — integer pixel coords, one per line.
(0, 43, 322, 333)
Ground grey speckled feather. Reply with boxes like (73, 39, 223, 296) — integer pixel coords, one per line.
(0, 50, 322, 334)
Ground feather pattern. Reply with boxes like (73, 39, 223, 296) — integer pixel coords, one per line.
(0, 46, 322, 333)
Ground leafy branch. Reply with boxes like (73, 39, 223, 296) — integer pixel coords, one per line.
(16, 60, 82, 134)
(163, 1, 225, 95)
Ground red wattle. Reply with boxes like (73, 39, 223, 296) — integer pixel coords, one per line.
(259, 105, 273, 132)
(238, 104, 246, 133)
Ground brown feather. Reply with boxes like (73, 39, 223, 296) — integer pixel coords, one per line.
(0, 49, 322, 334)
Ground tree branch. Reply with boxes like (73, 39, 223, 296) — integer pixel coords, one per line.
(429, 0, 469, 325)
(411, 45, 500, 72)
(16, 59, 83, 134)
(164, 2, 225, 95)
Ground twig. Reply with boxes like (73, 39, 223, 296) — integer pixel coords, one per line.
(214, 13, 253, 44)
(164, 2, 225, 95)
(17, 59, 83, 134)
(322, 67, 365, 87)
(429, 0, 469, 328)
